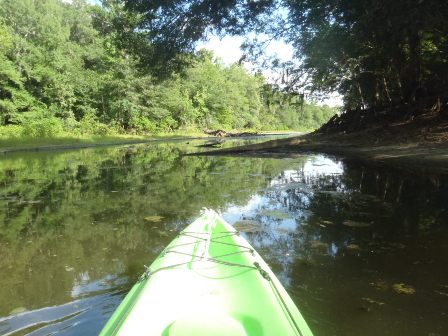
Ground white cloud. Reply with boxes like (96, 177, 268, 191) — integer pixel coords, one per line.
(320, 93, 343, 107)
(196, 36, 245, 64)
(197, 35, 294, 65)
(265, 39, 294, 62)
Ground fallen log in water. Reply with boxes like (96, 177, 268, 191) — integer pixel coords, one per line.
(203, 129, 259, 137)
(187, 136, 308, 156)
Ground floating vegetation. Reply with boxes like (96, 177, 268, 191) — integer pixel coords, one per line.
(317, 190, 346, 197)
(157, 230, 169, 237)
(435, 290, 448, 297)
(419, 216, 436, 230)
(370, 280, 389, 291)
(358, 305, 371, 313)
(310, 241, 328, 248)
(144, 215, 165, 223)
(343, 220, 372, 228)
(346, 244, 361, 252)
(393, 283, 416, 295)
(310, 241, 329, 251)
(267, 182, 311, 192)
(233, 220, 263, 233)
(361, 297, 385, 306)
(260, 209, 292, 219)
(275, 226, 294, 234)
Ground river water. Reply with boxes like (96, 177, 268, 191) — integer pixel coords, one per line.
(0, 138, 447, 336)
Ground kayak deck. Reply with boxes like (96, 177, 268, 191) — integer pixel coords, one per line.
(100, 210, 313, 335)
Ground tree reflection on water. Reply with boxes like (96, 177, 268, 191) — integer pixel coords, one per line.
(0, 143, 447, 335)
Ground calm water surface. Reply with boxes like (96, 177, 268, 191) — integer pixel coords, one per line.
(0, 138, 447, 335)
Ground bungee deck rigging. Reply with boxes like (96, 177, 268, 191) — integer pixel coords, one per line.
(100, 210, 313, 336)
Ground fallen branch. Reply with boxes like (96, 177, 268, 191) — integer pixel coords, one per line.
(203, 129, 259, 137)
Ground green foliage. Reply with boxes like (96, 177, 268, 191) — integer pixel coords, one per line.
(127, 0, 448, 111)
(122, 0, 274, 57)
(260, 84, 337, 130)
(20, 110, 63, 138)
(287, 1, 448, 108)
(0, 0, 335, 140)
(79, 110, 116, 136)
(284, 0, 448, 108)
(0, 21, 36, 125)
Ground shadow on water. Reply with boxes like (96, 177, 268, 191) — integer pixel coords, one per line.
(0, 138, 447, 335)
(223, 156, 448, 336)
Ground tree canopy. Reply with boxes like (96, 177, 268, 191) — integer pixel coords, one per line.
(123, 0, 448, 111)
(0, 0, 336, 139)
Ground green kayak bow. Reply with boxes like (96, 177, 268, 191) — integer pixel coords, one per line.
(100, 210, 313, 336)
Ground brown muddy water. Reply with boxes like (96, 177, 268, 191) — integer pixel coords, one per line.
(0, 138, 447, 335)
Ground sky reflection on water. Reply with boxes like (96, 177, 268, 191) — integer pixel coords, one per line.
(0, 140, 447, 335)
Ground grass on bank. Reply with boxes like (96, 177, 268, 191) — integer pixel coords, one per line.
(0, 127, 308, 153)
(0, 124, 204, 151)
(0, 116, 313, 153)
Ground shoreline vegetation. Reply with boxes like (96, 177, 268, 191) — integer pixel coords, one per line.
(190, 106, 448, 174)
(0, 0, 336, 148)
(0, 135, 164, 154)
(118, 0, 447, 175)
(1, 0, 446, 174)
(0, 130, 304, 154)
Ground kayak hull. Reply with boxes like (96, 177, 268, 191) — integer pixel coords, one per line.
(100, 210, 313, 336)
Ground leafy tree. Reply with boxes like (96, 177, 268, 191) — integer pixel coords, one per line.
(125, 0, 448, 111)
(0, 21, 36, 125)
(0, 0, 336, 138)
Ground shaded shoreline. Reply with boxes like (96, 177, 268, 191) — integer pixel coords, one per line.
(186, 107, 448, 174)
(0, 132, 300, 155)
(186, 133, 448, 175)
(0, 138, 187, 154)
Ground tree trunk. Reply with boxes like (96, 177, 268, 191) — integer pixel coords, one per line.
(383, 76, 392, 104)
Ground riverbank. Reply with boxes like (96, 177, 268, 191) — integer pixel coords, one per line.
(0, 131, 300, 154)
(0, 134, 196, 154)
(190, 107, 448, 174)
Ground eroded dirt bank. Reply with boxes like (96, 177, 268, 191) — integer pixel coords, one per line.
(189, 107, 448, 174)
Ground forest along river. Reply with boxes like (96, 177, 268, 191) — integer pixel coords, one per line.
(0, 137, 447, 336)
